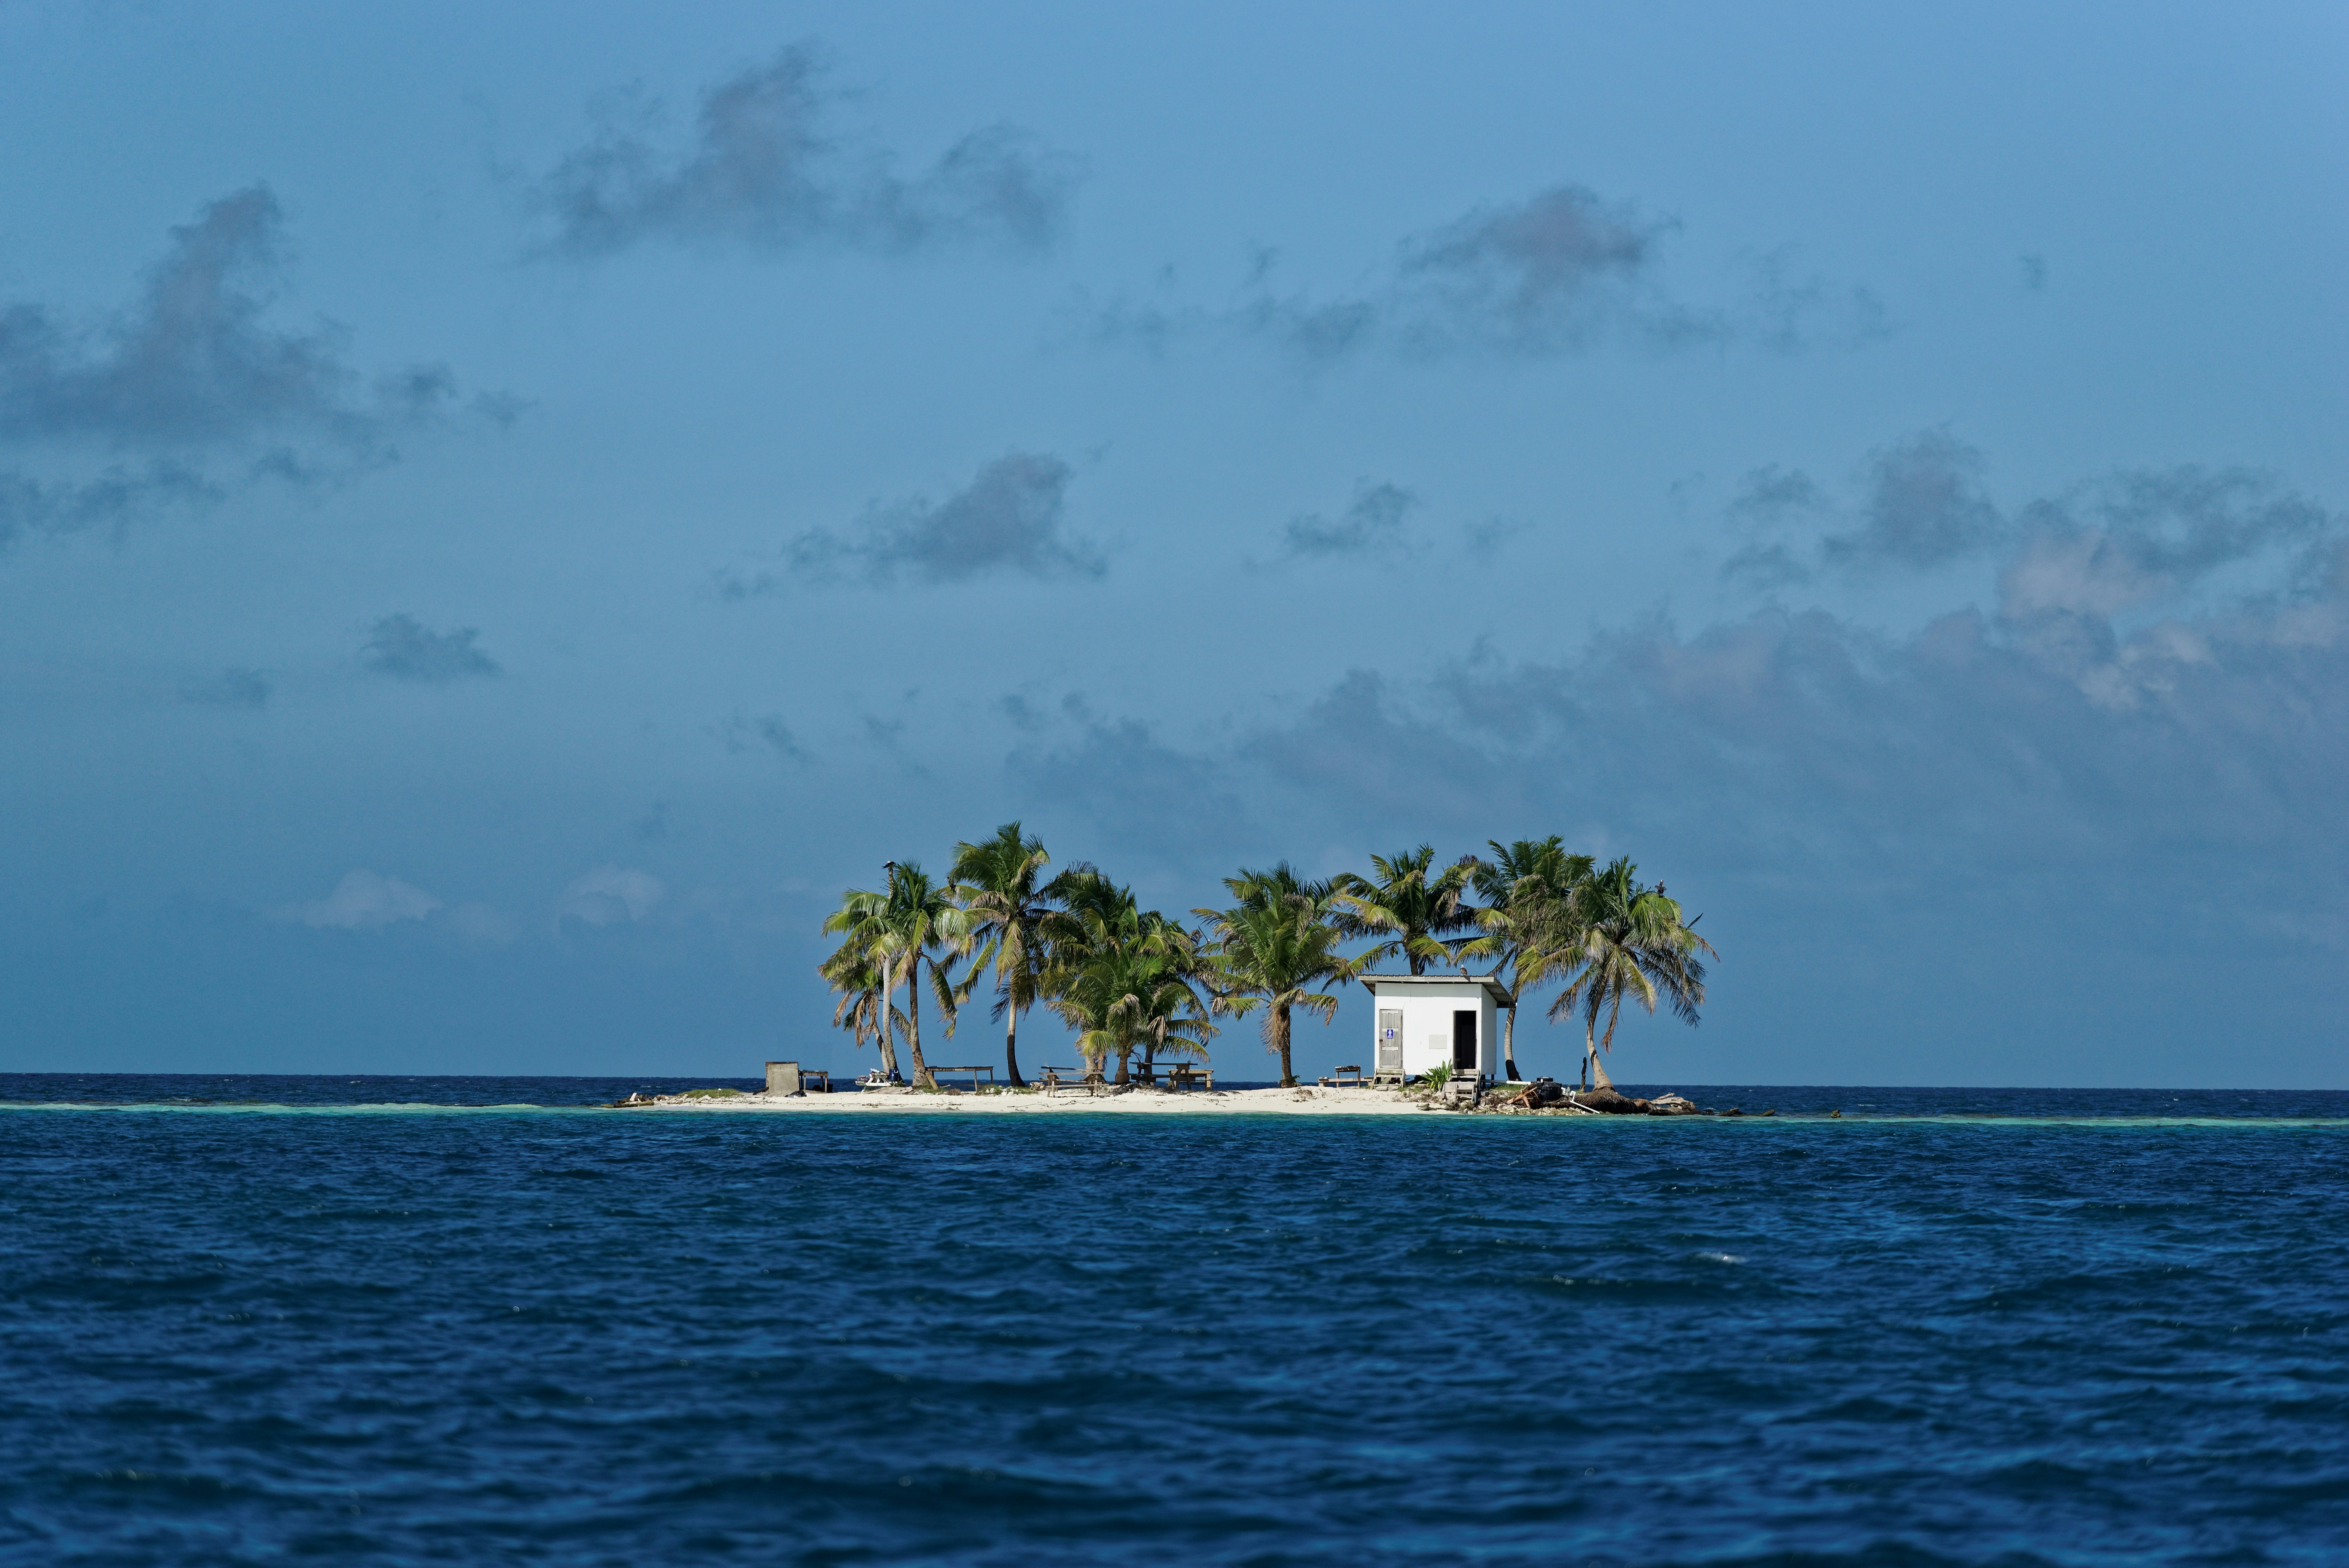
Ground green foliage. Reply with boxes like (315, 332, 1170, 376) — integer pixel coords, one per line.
(1041, 880, 1217, 1084)
(949, 821, 1057, 1087)
(1532, 857, 1716, 1089)
(1196, 867, 1362, 1088)
(1330, 846, 1481, 975)
(820, 861, 973, 1089)
(813, 832, 1716, 1096)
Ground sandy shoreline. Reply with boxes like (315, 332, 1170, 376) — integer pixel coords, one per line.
(629, 1085, 1452, 1116)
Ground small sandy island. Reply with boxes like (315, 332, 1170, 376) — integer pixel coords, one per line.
(617, 1084, 1728, 1116)
(629, 1085, 1435, 1115)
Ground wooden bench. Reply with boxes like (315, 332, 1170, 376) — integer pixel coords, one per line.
(1128, 1060, 1215, 1089)
(1318, 1064, 1367, 1088)
(1037, 1064, 1107, 1094)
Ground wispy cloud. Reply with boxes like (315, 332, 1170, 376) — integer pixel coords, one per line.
(1008, 711, 1255, 856)
(0, 460, 220, 549)
(1278, 481, 1419, 561)
(995, 442, 2347, 959)
(0, 187, 496, 547)
(286, 870, 442, 930)
(1723, 432, 2333, 597)
(361, 614, 501, 682)
(533, 43, 1078, 261)
(1820, 429, 2004, 570)
(711, 709, 807, 760)
(559, 866, 665, 926)
(726, 452, 1101, 593)
(1090, 182, 1884, 365)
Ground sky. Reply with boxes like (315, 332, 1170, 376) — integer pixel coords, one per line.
(2, 1, 2344, 1087)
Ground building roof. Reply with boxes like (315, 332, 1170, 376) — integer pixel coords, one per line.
(1362, 972, 1516, 1007)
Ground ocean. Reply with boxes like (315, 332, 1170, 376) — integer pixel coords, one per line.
(2, 1077, 2344, 1565)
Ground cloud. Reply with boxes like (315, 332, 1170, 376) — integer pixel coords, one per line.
(0, 188, 493, 546)
(288, 870, 442, 930)
(1819, 429, 2003, 570)
(560, 866, 666, 926)
(0, 187, 467, 451)
(711, 709, 806, 759)
(755, 452, 1102, 589)
(1737, 250, 1891, 355)
(1278, 481, 1417, 560)
(361, 614, 501, 682)
(1719, 465, 1832, 587)
(1007, 711, 1254, 857)
(1294, 493, 2344, 868)
(1090, 182, 1881, 365)
(2001, 467, 2331, 622)
(0, 460, 219, 549)
(1239, 669, 1528, 827)
(1462, 517, 1521, 556)
(1728, 464, 1830, 525)
(179, 666, 271, 709)
(1726, 435, 2336, 600)
(1003, 441, 2347, 968)
(1392, 185, 1674, 353)
(1719, 542, 1813, 590)
(535, 44, 1077, 260)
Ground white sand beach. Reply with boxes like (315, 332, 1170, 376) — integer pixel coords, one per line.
(631, 1085, 1461, 1116)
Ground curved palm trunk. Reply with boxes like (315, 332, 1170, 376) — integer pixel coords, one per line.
(1586, 1008, 1618, 1091)
(1003, 1002, 1025, 1089)
(902, 957, 937, 1090)
(1502, 1002, 1521, 1081)
(1273, 1000, 1295, 1087)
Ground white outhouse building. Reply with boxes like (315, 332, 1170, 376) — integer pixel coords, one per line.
(1365, 973, 1513, 1083)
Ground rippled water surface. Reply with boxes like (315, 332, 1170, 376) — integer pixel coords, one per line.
(3, 1079, 2345, 1566)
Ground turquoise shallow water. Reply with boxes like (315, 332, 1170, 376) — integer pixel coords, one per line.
(2, 1078, 2345, 1565)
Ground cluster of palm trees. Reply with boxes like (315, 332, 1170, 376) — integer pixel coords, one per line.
(818, 824, 1713, 1092)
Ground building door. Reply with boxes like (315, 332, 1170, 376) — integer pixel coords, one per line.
(1453, 1010, 1477, 1073)
(1376, 1010, 1403, 1074)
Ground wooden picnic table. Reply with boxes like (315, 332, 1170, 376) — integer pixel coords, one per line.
(1317, 1064, 1367, 1088)
(1128, 1061, 1215, 1089)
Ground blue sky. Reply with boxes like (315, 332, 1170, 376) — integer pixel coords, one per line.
(3, 1, 2344, 1086)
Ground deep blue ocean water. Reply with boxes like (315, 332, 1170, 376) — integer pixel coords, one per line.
(2, 1078, 2345, 1566)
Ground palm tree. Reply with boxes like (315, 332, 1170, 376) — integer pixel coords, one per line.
(1196, 886, 1365, 1087)
(949, 821, 1055, 1089)
(1331, 846, 1481, 975)
(824, 862, 970, 1090)
(1042, 882, 1214, 1083)
(1536, 857, 1715, 1091)
(818, 942, 903, 1076)
(1221, 861, 1335, 913)
(1461, 837, 1594, 1081)
(821, 889, 902, 1081)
